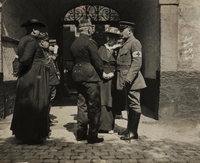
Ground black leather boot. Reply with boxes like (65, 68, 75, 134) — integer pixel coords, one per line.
(120, 110, 140, 140)
(87, 137, 104, 144)
(118, 110, 131, 135)
(76, 130, 87, 141)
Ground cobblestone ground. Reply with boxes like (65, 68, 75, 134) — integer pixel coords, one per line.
(0, 97, 200, 163)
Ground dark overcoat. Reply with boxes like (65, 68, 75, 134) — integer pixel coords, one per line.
(10, 34, 50, 143)
(70, 34, 103, 82)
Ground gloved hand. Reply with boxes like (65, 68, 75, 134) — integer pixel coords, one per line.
(49, 45, 59, 54)
(53, 45, 59, 54)
(123, 79, 131, 88)
(110, 44, 122, 50)
(103, 72, 114, 80)
(107, 72, 114, 79)
(49, 46, 54, 52)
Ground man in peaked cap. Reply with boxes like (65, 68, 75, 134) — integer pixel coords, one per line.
(116, 21, 146, 141)
(70, 17, 104, 144)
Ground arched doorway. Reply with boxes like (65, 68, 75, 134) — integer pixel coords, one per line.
(61, 4, 121, 92)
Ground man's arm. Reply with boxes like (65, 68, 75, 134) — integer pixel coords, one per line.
(19, 39, 37, 66)
(125, 41, 142, 83)
(88, 41, 104, 78)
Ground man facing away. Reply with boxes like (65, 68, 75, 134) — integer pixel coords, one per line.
(70, 18, 104, 144)
(117, 21, 147, 141)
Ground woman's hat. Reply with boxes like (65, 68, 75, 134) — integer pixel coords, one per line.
(104, 27, 121, 36)
(21, 19, 46, 27)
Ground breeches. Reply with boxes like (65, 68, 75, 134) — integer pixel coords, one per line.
(127, 90, 141, 113)
(76, 82, 101, 138)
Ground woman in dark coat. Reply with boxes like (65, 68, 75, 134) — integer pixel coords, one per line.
(10, 19, 50, 144)
(98, 27, 121, 133)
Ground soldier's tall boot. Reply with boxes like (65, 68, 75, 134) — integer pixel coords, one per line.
(118, 111, 130, 135)
(120, 110, 140, 140)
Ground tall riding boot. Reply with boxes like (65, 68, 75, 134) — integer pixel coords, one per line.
(130, 111, 141, 139)
(120, 110, 140, 140)
(118, 110, 131, 135)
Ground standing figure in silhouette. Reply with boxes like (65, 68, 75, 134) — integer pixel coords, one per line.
(10, 19, 50, 144)
(70, 18, 104, 144)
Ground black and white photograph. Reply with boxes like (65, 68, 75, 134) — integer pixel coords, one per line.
(0, 0, 200, 162)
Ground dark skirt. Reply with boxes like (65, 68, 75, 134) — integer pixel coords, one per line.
(10, 63, 50, 144)
(100, 79, 113, 107)
(100, 79, 114, 131)
(100, 106, 114, 131)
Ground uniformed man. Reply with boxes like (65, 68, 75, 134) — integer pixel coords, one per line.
(117, 21, 147, 140)
(70, 18, 104, 144)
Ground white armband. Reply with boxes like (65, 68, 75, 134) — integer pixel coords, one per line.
(132, 51, 142, 58)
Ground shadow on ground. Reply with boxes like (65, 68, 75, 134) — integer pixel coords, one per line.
(53, 95, 77, 106)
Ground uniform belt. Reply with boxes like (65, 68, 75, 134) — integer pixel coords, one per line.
(75, 62, 91, 66)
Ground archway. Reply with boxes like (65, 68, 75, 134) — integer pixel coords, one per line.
(59, 4, 121, 93)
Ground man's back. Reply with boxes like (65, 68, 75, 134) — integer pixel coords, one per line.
(70, 34, 103, 82)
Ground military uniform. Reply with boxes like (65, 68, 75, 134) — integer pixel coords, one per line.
(117, 21, 146, 140)
(117, 35, 146, 105)
(70, 33, 103, 142)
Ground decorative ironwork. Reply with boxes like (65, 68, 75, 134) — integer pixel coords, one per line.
(64, 5, 120, 22)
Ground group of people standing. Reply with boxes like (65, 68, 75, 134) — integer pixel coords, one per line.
(10, 17, 146, 145)
(70, 18, 146, 144)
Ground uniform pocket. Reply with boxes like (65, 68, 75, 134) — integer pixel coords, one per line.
(116, 70, 128, 90)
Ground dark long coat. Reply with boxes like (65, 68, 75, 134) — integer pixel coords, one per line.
(98, 44, 116, 107)
(10, 34, 50, 143)
(98, 44, 116, 131)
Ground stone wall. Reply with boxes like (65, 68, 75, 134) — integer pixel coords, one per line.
(159, 0, 200, 125)
(160, 71, 200, 121)
(178, 0, 200, 70)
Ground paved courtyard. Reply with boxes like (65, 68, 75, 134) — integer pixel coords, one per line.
(0, 96, 200, 163)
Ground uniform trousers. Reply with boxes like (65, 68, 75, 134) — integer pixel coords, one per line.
(127, 89, 141, 113)
(76, 82, 101, 139)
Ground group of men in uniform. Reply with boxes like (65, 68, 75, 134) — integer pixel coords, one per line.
(70, 18, 146, 144)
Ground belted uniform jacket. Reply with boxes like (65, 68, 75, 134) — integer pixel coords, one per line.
(117, 35, 146, 90)
(70, 34, 103, 82)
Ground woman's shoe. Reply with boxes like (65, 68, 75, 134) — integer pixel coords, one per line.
(108, 130, 114, 134)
